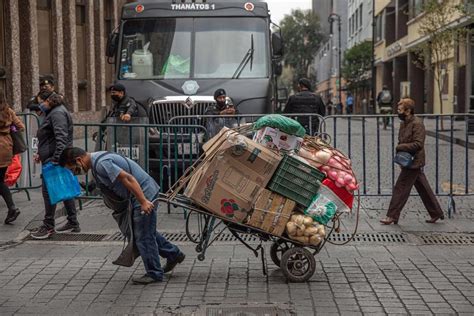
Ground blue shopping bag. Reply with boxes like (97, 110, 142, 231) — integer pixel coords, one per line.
(42, 163, 81, 205)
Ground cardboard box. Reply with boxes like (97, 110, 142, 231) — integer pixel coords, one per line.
(247, 189, 295, 236)
(253, 127, 303, 152)
(185, 135, 282, 223)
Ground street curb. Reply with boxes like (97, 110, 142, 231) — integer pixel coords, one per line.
(425, 130, 474, 149)
(14, 230, 31, 243)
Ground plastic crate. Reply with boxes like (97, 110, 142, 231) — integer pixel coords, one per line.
(267, 155, 326, 207)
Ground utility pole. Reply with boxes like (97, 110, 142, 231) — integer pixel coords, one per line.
(371, 0, 376, 114)
(329, 13, 342, 112)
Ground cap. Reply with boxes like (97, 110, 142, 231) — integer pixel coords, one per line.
(214, 88, 226, 100)
(298, 78, 312, 91)
(40, 78, 55, 86)
(108, 83, 126, 92)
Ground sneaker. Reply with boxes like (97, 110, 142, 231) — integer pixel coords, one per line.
(163, 252, 186, 273)
(132, 275, 161, 285)
(4, 208, 20, 224)
(31, 226, 55, 240)
(56, 222, 81, 233)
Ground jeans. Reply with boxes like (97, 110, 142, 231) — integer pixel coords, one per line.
(133, 203, 181, 280)
(42, 177, 78, 229)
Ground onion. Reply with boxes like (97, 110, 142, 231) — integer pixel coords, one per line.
(328, 170, 338, 180)
(344, 174, 353, 184)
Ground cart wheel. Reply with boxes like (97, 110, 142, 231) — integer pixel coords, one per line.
(185, 210, 208, 244)
(270, 239, 294, 267)
(195, 244, 203, 252)
(280, 247, 316, 282)
(197, 253, 205, 261)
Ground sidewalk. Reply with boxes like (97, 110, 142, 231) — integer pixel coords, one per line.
(0, 193, 473, 315)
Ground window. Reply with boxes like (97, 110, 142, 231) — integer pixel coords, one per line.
(409, 0, 425, 19)
(375, 14, 384, 42)
(359, 4, 363, 30)
(355, 9, 359, 32)
(119, 18, 269, 79)
(348, 17, 352, 36)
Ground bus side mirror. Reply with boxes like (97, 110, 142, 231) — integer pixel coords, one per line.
(106, 33, 119, 58)
(272, 32, 283, 58)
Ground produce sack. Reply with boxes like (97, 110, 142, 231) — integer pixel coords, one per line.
(322, 178, 354, 209)
(5, 155, 22, 187)
(42, 163, 81, 205)
(285, 213, 325, 246)
(304, 185, 350, 224)
(254, 114, 306, 137)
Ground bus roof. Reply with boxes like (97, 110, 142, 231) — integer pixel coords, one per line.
(122, 1, 270, 19)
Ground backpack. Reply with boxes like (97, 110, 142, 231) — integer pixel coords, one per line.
(380, 90, 392, 104)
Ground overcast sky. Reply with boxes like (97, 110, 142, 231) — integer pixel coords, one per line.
(267, 0, 312, 25)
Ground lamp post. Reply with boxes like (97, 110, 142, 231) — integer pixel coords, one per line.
(329, 13, 342, 112)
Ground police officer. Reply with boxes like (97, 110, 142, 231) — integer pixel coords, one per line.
(108, 83, 146, 122)
(26, 77, 57, 111)
(284, 78, 326, 135)
(204, 88, 238, 138)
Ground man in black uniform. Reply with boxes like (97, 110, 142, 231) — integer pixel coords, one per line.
(284, 78, 326, 135)
(108, 83, 146, 122)
(26, 77, 57, 111)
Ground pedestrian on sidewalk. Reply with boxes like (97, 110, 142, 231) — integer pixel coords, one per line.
(380, 98, 444, 225)
(0, 89, 24, 224)
(31, 91, 80, 239)
(284, 78, 326, 135)
(59, 147, 185, 285)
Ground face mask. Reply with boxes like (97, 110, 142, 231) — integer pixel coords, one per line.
(39, 103, 49, 114)
(398, 113, 406, 121)
(73, 161, 87, 176)
(111, 95, 122, 102)
(216, 99, 226, 109)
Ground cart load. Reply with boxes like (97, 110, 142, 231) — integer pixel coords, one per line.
(165, 115, 360, 282)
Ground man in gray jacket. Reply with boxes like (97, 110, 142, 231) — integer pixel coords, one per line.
(31, 91, 80, 239)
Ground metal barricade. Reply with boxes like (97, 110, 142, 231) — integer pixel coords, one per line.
(168, 113, 326, 137)
(73, 121, 208, 200)
(10, 113, 42, 200)
(319, 113, 473, 217)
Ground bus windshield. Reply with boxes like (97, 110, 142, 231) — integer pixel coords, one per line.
(119, 17, 269, 80)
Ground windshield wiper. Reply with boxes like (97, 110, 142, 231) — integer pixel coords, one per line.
(232, 34, 254, 79)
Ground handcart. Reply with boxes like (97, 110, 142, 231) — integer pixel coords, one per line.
(158, 192, 356, 283)
(159, 125, 360, 282)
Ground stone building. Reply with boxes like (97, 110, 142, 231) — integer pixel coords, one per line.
(0, 0, 128, 122)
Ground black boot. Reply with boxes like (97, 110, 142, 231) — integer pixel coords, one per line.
(4, 208, 20, 224)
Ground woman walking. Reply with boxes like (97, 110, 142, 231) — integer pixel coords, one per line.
(380, 98, 444, 225)
(0, 89, 24, 224)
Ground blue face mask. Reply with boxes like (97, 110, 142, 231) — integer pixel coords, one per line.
(39, 103, 49, 114)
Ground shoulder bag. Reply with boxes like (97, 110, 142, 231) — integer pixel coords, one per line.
(10, 125, 27, 155)
(394, 151, 414, 168)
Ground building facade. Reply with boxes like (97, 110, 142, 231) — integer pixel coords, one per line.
(374, 0, 473, 115)
(0, 0, 127, 122)
(347, 0, 373, 49)
(313, 0, 348, 110)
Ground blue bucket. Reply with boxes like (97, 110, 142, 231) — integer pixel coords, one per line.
(42, 163, 81, 205)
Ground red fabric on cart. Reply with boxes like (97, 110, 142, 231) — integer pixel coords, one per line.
(322, 178, 354, 209)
